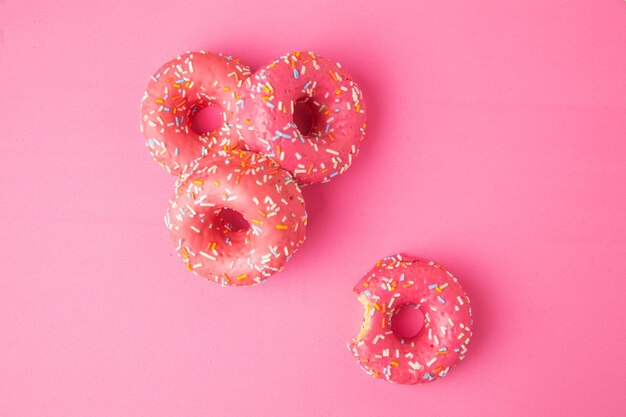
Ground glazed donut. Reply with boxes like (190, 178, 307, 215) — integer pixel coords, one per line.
(141, 51, 251, 175)
(165, 149, 307, 286)
(350, 254, 473, 384)
(237, 51, 366, 185)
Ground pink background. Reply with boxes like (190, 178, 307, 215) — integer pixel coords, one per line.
(1, 1, 625, 416)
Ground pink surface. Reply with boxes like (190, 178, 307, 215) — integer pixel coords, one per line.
(1, 0, 625, 415)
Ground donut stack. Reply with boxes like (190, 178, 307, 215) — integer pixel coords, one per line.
(140, 51, 367, 286)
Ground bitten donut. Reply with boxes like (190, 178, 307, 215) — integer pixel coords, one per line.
(350, 254, 473, 384)
(165, 149, 307, 286)
(237, 51, 366, 185)
(141, 51, 251, 175)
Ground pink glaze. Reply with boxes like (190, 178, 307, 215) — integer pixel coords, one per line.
(140, 51, 251, 175)
(237, 51, 366, 185)
(165, 150, 307, 286)
(350, 254, 473, 384)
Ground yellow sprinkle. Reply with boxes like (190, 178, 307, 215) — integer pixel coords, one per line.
(193, 179, 204, 185)
(435, 286, 443, 293)
(223, 86, 231, 91)
(335, 89, 342, 95)
(172, 83, 181, 88)
(390, 361, 399, 367)
(214, 180, 220, 186)
(236, 274, 248, 281)
(186, 262, 193, 271)
(355, 103, 361, 112)
(275, 224, 288, 230)
(250, 218, 263, 225)
(373, 303, 381, 311)
(155, 98, 164, 104)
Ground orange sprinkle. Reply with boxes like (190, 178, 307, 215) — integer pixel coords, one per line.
(236, 274, 248, 281)
(390, 361, 399, 367)
(275, 224, 288, 230)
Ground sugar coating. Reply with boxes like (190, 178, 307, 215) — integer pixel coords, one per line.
(166, 150, 307, 286)
(350, 254, 473, 384)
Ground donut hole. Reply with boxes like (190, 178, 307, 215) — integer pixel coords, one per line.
(217, 208, 250, 233)
(293, 98, 317, 137)
(191, 103, 223, 135)
(391, 304, 425, 340)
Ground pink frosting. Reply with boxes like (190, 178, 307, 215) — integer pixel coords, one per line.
(237, 51, 366, 185)
(140, 51, 251, 175)
(165, 150, 307, 286)
(350, 254, 473, 384)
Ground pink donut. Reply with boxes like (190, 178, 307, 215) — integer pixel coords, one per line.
(350, 255, 473, 384)
(140, 51, 251, 175)
(238, 51, 366, 185)
(165, 150, 307, 286)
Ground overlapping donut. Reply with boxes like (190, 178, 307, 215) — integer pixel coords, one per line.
(166, 149, 307, 286)
(141, 51, 251, 175)
(237, 51, 366, 185)
(141, 50, 366, 284)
